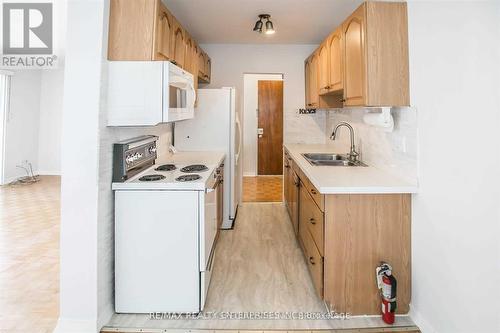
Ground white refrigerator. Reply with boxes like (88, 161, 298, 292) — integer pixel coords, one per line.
(175, 87, 242, 229)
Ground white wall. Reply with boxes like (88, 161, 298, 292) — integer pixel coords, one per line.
(38, 68, 64, 175)
(55, 1, 105, 332)
(3, 70, 42, 182)
(407, 2, 500, 332)
(57, 1, 174, 331)
(200, 44, 326, 147)
(242, 73, 283, 176)
(324, 107, 418, 185)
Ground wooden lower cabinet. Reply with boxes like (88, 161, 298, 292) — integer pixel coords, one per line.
(323, 194, 411, 315)
(286, 153, 412, 315)
(284, 151, 299, 234)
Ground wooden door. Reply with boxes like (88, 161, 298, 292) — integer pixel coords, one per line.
(318, 43, 330, 95)
(257, 80, 284, 175)
(153, 2, 172, 60)
(343, 4, 366, 106)
(328, 27, 343, 92)
(309, 53, 319, 108)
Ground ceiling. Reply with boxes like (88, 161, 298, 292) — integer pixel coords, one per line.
(163, 0, 363, 44)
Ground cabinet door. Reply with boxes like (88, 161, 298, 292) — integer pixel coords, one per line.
(184, 33, 193, 72)
(304, 59, 311, 107)
(290, 171, 299, 235)
(172, 21, 185, 68)
(205, 56, 211, 82)
(284, 153, 292, 216)
(343, 4, 366, 106)
(198, 50, 206, 79)
(153, 2, 173, 60)
(309, 53, 319, 108)
(318, 43, 330, 95)
(328, 27, 343, 92)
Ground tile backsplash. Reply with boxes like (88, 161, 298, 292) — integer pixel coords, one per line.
(323, 107, 418, 185)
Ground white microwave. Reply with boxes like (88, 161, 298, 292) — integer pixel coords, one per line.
(107, 61, 195, 126)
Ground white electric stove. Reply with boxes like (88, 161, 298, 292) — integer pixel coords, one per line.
(112, 136, 224, 313)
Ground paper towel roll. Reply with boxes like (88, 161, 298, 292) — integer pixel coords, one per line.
(363, 108, 394, 132)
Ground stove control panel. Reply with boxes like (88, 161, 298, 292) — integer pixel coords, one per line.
(113, 135, 159, 182)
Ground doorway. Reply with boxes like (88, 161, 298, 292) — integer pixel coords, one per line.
(242, 74, 284, 202)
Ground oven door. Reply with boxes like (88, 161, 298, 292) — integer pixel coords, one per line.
(163, 62, 195, 122)
(199, 173, 221, 310)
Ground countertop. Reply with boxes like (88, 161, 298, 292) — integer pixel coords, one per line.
(284, 144, 418, 194)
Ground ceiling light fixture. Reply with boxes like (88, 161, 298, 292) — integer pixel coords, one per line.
(253, 14, 275, 35)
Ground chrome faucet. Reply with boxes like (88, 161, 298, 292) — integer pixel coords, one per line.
(330, 122, 359, 162)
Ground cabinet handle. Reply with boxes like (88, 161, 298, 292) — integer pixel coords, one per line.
(340, 98, 346, 103)
(309, 218, 316, 225)
(285, 164, 290, 169)
(309, 256, 315, 265)
(311, 188, 317, 195)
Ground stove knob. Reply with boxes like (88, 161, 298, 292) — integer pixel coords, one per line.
(126, 155, 134, 164)
(149, 146, 157, 154)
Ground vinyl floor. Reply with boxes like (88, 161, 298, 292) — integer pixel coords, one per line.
(103, 203, 416, 331)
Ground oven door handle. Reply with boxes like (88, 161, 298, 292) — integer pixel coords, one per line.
(205, 177, 222, 193)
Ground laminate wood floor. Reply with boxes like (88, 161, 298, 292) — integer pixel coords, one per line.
(104, 203, 416, 331)
(243, 177, 283, 202)
(0, 176, 60, 333)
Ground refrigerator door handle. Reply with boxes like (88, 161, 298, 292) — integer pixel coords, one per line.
(235, 115, 242, 164)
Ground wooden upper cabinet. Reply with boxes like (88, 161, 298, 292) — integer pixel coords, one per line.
(108, 0, 212, 81)
(153, 2, 173, 60)
(303, 1, 409, 108)
(198, 50, 206, 78)
(317, 43, 330, 95)
(327, 27, 343, 92)
(198, 51, 211, 83)
(342, 1, 409, 106)
(108, 0, 158, 60)
(343, 4, 366, 106)
(304, 58, 311, 107)
(205, 57, 211, 82)
(309, 53, 319, 108)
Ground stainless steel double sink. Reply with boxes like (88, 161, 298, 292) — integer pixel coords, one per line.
(302, 153, 367, 167)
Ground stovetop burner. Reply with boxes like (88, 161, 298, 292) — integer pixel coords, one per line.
(180, 164, 208, 173)
(176, 174, 202, 182)
(155, 164, 177, 171)
(139, 174, 166, 182)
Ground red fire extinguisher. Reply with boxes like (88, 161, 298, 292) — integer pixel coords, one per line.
(376, 262, 397, 324)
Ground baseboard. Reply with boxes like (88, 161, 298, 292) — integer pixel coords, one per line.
(53, 318, 98, 333)
(243, 172, 257, 177)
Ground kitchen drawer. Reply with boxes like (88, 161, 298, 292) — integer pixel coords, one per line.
(301, 174, 324, 211)
(300, 224, 324, 298)
(300, 184, 324, 256)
